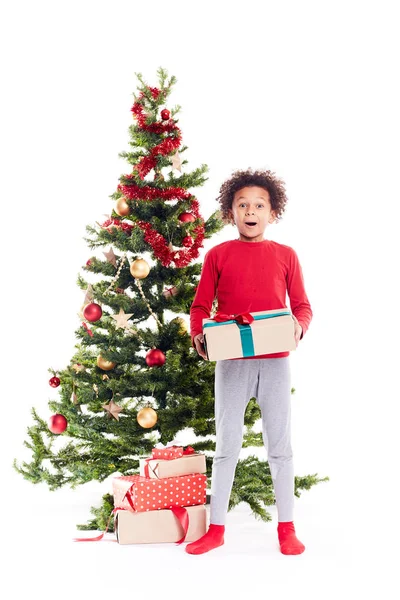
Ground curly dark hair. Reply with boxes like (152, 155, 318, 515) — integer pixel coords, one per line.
(216, 168, 288, 225)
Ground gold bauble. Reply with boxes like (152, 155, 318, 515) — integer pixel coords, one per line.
(137, 406, 158, 428)
(96, 355, 117, 371)
(171, 317, 188, 335)
(115, 196, 131, 217)
(130, 258, 150, 279)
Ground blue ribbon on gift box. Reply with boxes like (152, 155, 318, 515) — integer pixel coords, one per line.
(203, 311, 292, 357)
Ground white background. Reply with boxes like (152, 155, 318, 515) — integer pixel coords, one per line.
(1, 1, 398, 597)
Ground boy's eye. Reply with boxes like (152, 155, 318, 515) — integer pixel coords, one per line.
(239, 203, 264, 208)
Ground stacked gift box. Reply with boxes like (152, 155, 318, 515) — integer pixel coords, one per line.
(112, 445, 208, 544)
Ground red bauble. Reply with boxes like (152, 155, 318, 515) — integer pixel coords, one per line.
(83, 303, 103, 322)
(86, 259, 92, 266)
(178, 212, 195, 223)
(49, 376, 60, 388)
(182, 235, 194, 247)
(160, 109, 170, 120)
(145, 348, 166, 367)
(48, 414, 68, 434)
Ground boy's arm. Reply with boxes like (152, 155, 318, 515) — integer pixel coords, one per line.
(190, 249, 218, 348)
(286, 248, 313, 340)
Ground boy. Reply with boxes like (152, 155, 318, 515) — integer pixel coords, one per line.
(187, 168, 313, 555)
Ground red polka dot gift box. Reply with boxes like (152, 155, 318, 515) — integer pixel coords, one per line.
(151, 446, 184, 460)
(112, 473, 207, 512)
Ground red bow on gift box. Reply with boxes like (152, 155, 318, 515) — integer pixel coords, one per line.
(212, 311, 254, 325)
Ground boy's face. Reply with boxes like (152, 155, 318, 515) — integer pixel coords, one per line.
(228, 186, 276, 242)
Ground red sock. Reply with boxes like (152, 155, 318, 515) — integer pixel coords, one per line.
(277, 521, 305, 555)
(185, 524, 225, 555)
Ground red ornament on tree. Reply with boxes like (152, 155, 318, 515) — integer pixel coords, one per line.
(160, 109, 170, 120)
(86, 259, 92, 266)
(182, 235, 193, 247)
(178, 212, 195, 223)
(83, 303, 103, 322)
(49, 376, 60, 388)
(48, 414, 68, 434)
(145, 348, 166, 367)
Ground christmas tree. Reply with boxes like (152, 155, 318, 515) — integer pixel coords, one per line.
(14, 68, 326, 531)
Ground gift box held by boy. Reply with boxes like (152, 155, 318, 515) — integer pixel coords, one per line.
(188, 168, 313, 555)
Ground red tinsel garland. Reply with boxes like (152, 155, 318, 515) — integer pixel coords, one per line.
(118, 183, 192, 202)
(106, 85, 206, 268)
(136, 221, 205, 268)
(131, 91, 182, 179)
(100, 216, 205, 268)
(101, 218, 134, 234)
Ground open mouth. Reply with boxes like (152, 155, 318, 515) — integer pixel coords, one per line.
(245, 222, 257, 227)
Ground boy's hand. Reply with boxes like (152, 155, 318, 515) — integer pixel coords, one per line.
(292, 315, 302, 348)
(194, 333, 208, 360)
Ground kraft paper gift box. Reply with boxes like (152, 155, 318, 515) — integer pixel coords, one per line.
(139, 452, 207, 479)
(202, 308, 297, 361)
(112, 473, 207, 512)
(115, 504, 207, 544)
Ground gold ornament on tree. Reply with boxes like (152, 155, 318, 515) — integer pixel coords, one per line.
(154, 171, 164, 182)
(96, 355, 117, 371)
(114, 196, 131, 217)
(137, 406, 158, 429)
(171, 317, 188, 335)
(130, 258, 150, 279)
(130, 258, 163, 328)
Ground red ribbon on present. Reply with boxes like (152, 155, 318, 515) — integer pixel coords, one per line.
(163, 286, 177, 297)
(171, 506, 189, 544)
(143, 457, 156, 478)
(123, 484, 136, 511)
(183, 446, 195, 455)
(212, 311, 254, 325)
(73, 508, 118, 542)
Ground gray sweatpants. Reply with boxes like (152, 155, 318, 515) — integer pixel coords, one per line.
(210, 357, 294, 525)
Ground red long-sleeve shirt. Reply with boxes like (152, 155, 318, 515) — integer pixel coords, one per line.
(190, 238, 313, 360)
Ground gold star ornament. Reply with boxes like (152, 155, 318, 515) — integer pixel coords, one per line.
(103, 247, 117, 267)
(102, 400, 123, 421)
(111, 308, 134, 330)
